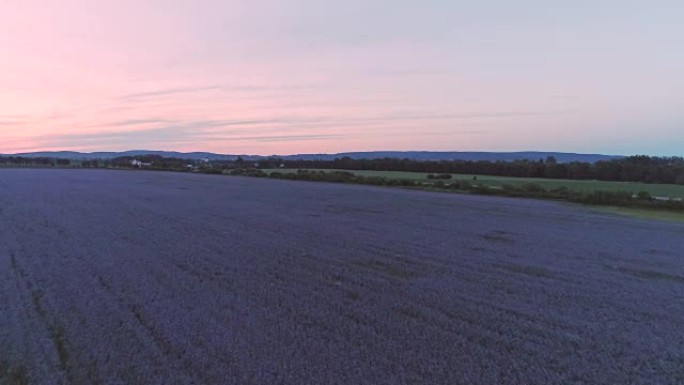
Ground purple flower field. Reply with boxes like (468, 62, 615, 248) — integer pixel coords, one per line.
(1, 169, 683, 384)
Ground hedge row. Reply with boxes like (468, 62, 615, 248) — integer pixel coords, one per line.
(256, 170, 684, 211)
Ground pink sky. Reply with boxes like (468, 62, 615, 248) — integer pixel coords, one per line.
(1, 0, 683, 155)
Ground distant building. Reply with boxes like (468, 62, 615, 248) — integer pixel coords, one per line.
(130, 159, 152, 168)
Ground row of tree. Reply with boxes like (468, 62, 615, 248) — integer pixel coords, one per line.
(262, 170, 684, 211)
(107, 155, 192, 170)
(0, 155, 195, 171)
(272, 156, 684, 185)
(0, 156, 71, 166)
(2, 154, 683, 185)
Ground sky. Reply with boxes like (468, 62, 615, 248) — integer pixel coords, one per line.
(1, 0, 682, 156)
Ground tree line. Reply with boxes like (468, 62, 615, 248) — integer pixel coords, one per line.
(0, 156, 71, 167)
(2, 154, 682, 210)
(264, 170, 684, 211)
(0, 155, 191, 170)
(2, 154, 683, 185)
(271, 155, 684, 185)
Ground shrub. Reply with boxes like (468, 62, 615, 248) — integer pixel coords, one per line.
(244, 168, 267, 177)
(551, 186, 569, 194)
(449, 180, 472, 190)
(636, 191, 652, 201)
(658, 198, 684, 211)
(328, 171, 355, 182)
(547, 186, 570, 199)
(357, 176, 387, 186)
(229, 168, 266, 177)
(499, 184, 519, 193)
(428, 173, 452, 180)
(473, 185, 495, 195)
(201, 168, 223, 175)
(570, 190, 633, 206)
(521, 183, 546, 194)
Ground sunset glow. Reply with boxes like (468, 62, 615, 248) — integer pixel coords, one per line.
(1, 0, 682, 155)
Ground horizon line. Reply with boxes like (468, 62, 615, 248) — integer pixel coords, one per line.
(0, 148, 663, 158)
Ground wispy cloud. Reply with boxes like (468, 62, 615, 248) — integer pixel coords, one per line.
(121, 86, 223, 100)
(111, 119, 175, 126)
(120, 84, 319, 101)
(34, 121, 348, 151)
(2, 0, 682, 155)
(34, 110, 550, 150)
(217, 134, 344, 142)
(0, 114, 34, 126)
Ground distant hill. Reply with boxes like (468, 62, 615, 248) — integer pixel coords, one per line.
(282, 151, 624, 163)
(4, 150, 624, 163)
(8, 150, 239, 161)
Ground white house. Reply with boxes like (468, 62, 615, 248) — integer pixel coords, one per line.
(130, 159, 152, 168)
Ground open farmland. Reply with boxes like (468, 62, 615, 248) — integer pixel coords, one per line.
(264, 169, 684, 199)
(1, 169, 683, 385)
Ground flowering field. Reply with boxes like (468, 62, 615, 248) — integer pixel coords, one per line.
(1, 169, 683, 384)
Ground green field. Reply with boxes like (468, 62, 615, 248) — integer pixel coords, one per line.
(593, 207, 684, 222)
(264, 169, 684, 199)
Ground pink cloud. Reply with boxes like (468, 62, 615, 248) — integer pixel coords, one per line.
(0, 0, 682, 155)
